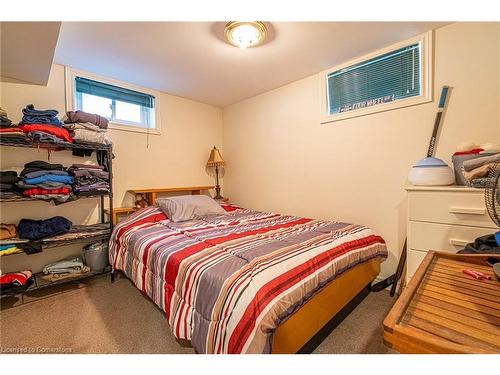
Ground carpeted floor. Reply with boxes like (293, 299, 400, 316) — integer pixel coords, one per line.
(0, 276, 396, 354)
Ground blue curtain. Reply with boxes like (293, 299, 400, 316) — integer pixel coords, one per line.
(75, 77, 155, 108)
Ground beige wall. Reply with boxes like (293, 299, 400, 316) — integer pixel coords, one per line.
(222, 22, 500, 279)
(0, 63, 223, 272)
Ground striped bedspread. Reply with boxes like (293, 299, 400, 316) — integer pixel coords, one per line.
(109, 204, 387, 353)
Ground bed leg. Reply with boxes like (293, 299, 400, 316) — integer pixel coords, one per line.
(111, 271, 116, 283)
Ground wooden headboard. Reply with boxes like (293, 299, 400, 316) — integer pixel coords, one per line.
(128, 185, 214, 206)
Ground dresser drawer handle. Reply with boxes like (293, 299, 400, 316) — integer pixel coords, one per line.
(449, 239, 471, 247)
(448, 207, 486, 215)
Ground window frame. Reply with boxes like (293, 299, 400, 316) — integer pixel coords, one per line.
(65, 67, 161, 135)
(319, 31, 433, 124)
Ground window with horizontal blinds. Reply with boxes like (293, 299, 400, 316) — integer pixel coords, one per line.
(75, 77, 155, 108)
(73, 75, 157, 131)
(327, 43, 421, 115)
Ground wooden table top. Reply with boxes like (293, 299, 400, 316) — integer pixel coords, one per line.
(383, 251, 500, 353)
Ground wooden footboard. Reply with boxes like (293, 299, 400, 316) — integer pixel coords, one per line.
(271, 258, 381, 354)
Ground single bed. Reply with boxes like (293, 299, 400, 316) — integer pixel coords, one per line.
(109, 202, 387, 354)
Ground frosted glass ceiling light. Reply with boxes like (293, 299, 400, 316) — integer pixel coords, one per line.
(224, 21, 267, 49)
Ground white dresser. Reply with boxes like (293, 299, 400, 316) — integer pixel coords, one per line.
(405, 185, 497, 282)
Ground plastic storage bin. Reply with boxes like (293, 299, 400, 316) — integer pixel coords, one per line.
(82, 241, 109, 272)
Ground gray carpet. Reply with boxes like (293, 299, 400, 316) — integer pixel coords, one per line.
(0, 276, 395, 354)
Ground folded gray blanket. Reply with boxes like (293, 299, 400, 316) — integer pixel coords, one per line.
(65, 111, 108, 129)
(462, 153, 500, 172)
(43, 256, 85, 274)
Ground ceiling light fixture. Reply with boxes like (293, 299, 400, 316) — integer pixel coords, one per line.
(224, 21, 267, 49)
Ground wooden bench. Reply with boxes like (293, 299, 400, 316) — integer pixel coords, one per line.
(383, 251, 500, 353)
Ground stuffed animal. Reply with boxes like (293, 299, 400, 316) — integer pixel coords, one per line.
(134, 194, 149, 209)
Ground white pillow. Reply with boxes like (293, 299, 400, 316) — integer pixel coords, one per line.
(156, 195, 227, 222)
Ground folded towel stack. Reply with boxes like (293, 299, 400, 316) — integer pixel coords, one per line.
(63, 110, 112, 148)
(42, 256, 90, 282)
(17, 161, 73, 202)
(68, 163, 110, 196)
(0, 171, 21, 198)
(18, 104, 73, 146)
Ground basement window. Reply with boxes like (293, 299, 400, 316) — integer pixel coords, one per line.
(320, 32, 432, 123)
(66, 68, 160, 134)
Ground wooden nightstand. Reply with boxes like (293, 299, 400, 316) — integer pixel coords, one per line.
(215, 197, 229, 203)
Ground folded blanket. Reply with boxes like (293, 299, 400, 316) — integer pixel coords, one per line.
(18, 216, 72, 241)
(24, 170, 68, 179)
(470, 177, 496, 189)
(20, 104, 62, 127)
(17, 180, 71, 190)
(63, 122, 107, 133)
(72, 128, 112, 145)
(29, 131, 73, 146)
(42, 267, 91, 282)
(463, 162, 494, 182)
(19, 124, 73, 143)
(70, 169, 109, 180)
(462, 153, 500, 172)
(21, 160, 65, 176)
(70, 163, 104, 170)
(65, 110, 108, 129)
(43, 256, 86, 274)
(24, 174, 73, 185)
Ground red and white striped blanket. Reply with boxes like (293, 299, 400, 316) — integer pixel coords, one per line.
(109, 203, 387, 353)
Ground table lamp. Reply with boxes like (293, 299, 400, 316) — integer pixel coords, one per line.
(206, 146, 225, 199)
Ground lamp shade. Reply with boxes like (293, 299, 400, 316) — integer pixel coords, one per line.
(206, 146, 225, 167)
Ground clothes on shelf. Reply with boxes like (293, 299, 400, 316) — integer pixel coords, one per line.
(19, 104, 63, 127)
(0, 270, 33, 286)
(68, 163, 110, 196)
(18, 216, 72, 241)
(0, 223, 17, 240)
(0, 270, 34, 295)
(42, 256, 90, 282)
(461, 152, 500, 186)
(19, 123, 73, 145)
(0, 244, 22, 256)
(0, 106, 13, 127)
(16, 161, 72, 202)
(0, 127, 28, 142)
(63, 111, 112, 153)
(0, 171, 21, 198)
(453, 142, 500, 187)
(65, 110, 108, 129)
(20, 160, 65, 176)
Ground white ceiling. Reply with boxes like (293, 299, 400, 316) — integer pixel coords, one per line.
(54, 22, 448, 107)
